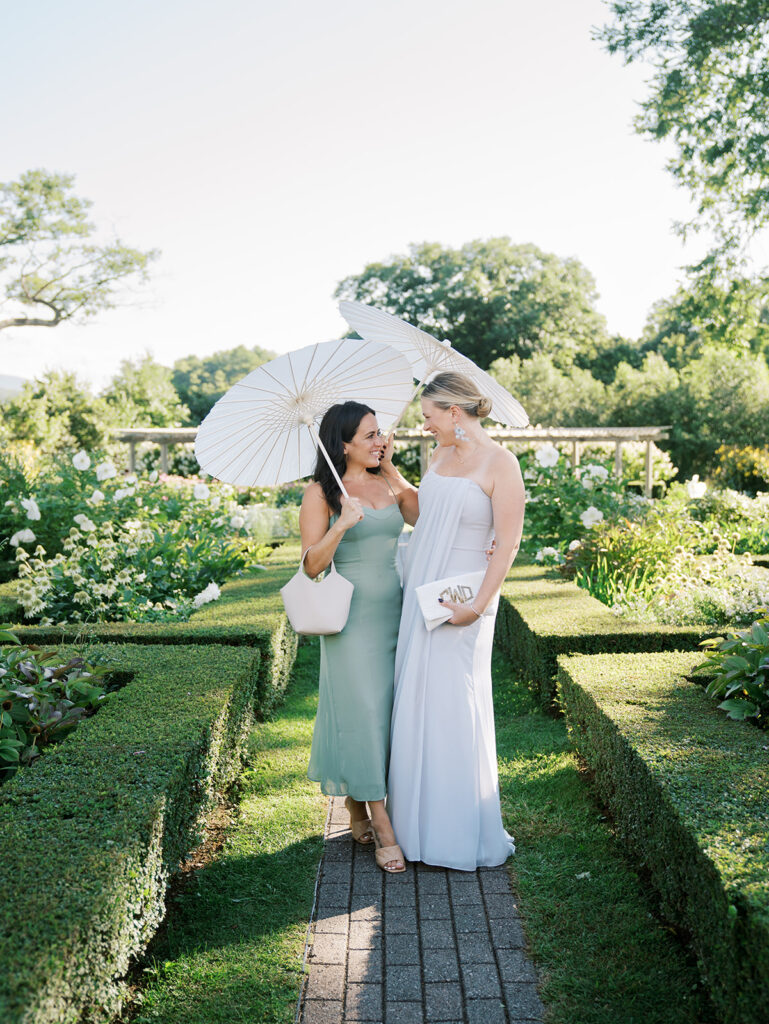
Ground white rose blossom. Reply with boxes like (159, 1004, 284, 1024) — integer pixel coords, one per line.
(148, 469, 159, 483)
(193, 483, 211, 500)
(568, 539, 582, 551)
(230, 514, 246, 529)
(686, 474, 707, 499)
(72, 451, 91, 471)
(10, 529, 36, 547)
(193, 582, 221, 608)
(95, 460, 117, 481)
(21, 497, 41, 521)
(583, 463, 609, 482)
(580, 506, 604, 528)
(90, 489, 105, 504)
(535, 444, 560, 468)
(73, 514, 96, 532)
(535, 547, 559, 562)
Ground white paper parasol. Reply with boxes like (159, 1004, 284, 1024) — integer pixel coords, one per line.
(339, 300, 529, 428)
(194, 338, 414, 495)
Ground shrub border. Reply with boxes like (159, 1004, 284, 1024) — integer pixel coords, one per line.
(495, 561, 711, 703)
(556, 650, 769, 1024)
(0, 642, 264, 1023)
(6, 542, 301, 720)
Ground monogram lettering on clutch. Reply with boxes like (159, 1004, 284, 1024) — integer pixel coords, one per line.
(439, 584, 474, 604)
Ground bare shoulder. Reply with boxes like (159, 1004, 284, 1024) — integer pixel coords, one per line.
(301, 481, 329, 509)
(490, 443, 521, 476)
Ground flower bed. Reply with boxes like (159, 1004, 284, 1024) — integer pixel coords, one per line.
(0, 641, 262, 1024)
(557, 650, 769, 1024)
(564, 484, 769, 628)
(495, 560, 710, 704)
(9, 542, 301, 721)
(0, 449, 297, 623)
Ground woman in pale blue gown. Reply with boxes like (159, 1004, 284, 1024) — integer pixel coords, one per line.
(301, 402, 418, 872)
(388, 372, 526, 871)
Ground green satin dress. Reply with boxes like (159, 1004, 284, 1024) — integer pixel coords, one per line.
(307, 501, 404, 801)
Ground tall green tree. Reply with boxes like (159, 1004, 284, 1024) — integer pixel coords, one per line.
(102, 354, 190, 427)
(489, 353, 608, 427)
(599, 0, 769, 265)
(1, 371, 108, 452)
(335, 238, 609, 369)
(172, 344, 276, 423)
(0, 170, 157, 333)
(641, 275, 769, 366)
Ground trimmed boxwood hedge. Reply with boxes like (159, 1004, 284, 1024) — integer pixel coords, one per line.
(557, 651, 769, 1024)
(0, 642, 264, 1024)
(495, 562, 711, 704)
(7, 541, 301, 720)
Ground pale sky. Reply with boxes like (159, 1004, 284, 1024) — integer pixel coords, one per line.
(1, 0, 757, 391)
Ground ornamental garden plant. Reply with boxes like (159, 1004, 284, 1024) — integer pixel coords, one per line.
(0, 448, 282, 624)
(522, 444, 769, 629)
(0, 628, 113, 776)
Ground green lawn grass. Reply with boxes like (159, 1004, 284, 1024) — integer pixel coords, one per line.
(0, 578, 19, 621)
(124, 638, 716, 1024)
(494, 649, 716, 1024)
(125, 639, 326, 1024)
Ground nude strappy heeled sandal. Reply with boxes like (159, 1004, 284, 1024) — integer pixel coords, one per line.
(344, 796, 374, 845)
(372, 828, 406, 873)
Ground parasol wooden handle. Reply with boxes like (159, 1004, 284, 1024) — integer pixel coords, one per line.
(306, 421, 350, 500)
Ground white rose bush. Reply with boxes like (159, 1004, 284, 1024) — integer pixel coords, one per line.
(1, 449, 272, 624)
(518, 444, 769, 628)
(520, 448, 630, 557)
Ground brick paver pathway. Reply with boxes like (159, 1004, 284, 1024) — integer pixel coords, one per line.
(298, 796, 546, 1024)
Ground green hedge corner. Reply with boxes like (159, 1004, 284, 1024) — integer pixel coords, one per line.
(495, 562, 711, 703)
(0, 642, 262, 1024)
(557, 650, 769, 1024)
(6, 541, 301, 720)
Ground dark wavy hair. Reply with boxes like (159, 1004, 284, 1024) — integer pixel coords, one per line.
(314, 401, 377, 514)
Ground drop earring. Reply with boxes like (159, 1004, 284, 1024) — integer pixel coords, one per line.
(454, 422, 468, 440)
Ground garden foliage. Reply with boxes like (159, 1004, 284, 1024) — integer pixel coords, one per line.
(0, 543, 300, 1024)
(0, 628, 113, 774)
(494, 561, 708, 705)
(557, 650, 769, 1024)
(0, 447, 279, 622)
(695, 617, 769, 728)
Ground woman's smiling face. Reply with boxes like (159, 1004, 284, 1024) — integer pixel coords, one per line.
(421, 398, 455, 446)
(344, 412, 382, 469)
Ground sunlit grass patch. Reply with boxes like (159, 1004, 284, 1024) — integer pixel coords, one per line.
(128, 640, 326, 1024)
(494, 649, 714, 1024)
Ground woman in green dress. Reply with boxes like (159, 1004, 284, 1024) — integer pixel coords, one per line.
(301, 401, 417, 873)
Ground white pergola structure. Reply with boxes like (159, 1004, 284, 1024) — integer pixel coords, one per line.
(112, 425, 670, 498)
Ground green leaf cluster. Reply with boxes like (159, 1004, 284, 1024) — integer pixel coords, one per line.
(0, 629, 112, 774)
(0, 170, 157, 331)
(599, 0, 769, 263)
(172, 344, 276, 424)
(335, 237, 609, 369)
(696, 617, 769, 726)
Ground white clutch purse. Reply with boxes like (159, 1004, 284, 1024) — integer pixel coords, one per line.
(280, 549, 354, 635)
(415, 570, 488, 631)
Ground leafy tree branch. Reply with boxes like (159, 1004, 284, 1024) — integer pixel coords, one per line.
(0, 169, 158, 333)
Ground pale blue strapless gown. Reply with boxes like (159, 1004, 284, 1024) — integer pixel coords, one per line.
(308, 502, 404, 801)
(388, 471, 515, 870)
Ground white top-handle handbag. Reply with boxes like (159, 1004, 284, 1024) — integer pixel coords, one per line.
(280, 548, 354, 635)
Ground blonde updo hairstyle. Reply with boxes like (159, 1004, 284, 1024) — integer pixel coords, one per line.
(421, 371, 492, 420)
